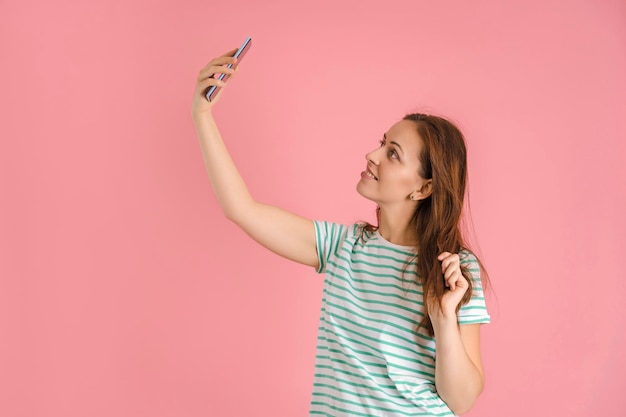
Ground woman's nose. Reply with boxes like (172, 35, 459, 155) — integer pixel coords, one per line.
(365, 149, 380, 165)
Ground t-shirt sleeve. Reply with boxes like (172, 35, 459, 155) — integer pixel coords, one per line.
(457, 250, 491, 325)
(313, 220, 349, 274)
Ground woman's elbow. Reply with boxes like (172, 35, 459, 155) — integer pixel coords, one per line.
(445, 383, 484, 415)
(450, 401, 475, 416)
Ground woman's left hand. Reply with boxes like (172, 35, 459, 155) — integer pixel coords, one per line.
(431, 252, 469, 319)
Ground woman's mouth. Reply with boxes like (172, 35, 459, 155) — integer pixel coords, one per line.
(361, 170, 378, 180)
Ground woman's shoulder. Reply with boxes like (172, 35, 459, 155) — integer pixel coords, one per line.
(315, 220, 371, 235)
(459, 247, 479, 264)
(313, 221, 370, 247)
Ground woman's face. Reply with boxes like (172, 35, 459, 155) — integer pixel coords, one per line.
(356, 120, 431, 206)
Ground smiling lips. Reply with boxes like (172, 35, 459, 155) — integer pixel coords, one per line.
(361, 168, 378, 180)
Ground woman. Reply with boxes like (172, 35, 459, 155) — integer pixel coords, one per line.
(192, 50, 491, 416)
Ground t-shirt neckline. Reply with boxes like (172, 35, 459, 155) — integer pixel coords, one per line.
(373, 230, 417, 251)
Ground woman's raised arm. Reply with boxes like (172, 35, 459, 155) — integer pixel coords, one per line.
(191, 52, 318, 268)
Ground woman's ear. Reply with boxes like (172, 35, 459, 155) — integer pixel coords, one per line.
(411, 179, 433, 201)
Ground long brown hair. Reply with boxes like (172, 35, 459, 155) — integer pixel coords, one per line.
(366, 113, 489, 336)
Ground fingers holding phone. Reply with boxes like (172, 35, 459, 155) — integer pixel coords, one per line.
(205, 37, 251, 102)
(192, 52, 236, 117)
(191, 37, 252, 118)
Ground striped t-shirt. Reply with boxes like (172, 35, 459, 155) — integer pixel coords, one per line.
(309, 221, 490, 417)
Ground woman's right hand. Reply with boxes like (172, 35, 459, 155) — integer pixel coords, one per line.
(191, 48, 239, 120)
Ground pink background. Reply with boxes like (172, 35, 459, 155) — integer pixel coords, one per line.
(1, 0, 625, 416)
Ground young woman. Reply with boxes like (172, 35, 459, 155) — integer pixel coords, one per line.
(192, 50, 491, 417)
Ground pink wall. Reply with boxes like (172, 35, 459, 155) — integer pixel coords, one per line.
(1, 0, 625, 416)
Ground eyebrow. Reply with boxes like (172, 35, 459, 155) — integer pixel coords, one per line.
(384, 133, 404, 155)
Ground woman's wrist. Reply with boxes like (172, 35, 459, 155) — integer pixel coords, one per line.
(193, 112, 219, 137)
(430, 309, 458, 332)
(193, 109, 214, 125)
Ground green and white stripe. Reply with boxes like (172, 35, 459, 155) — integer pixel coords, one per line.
(309, 221, 490, 416)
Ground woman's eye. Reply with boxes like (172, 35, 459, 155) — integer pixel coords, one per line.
(388, 149, 398, 159)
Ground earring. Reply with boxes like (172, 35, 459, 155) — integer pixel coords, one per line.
(410, 195, 415, 201)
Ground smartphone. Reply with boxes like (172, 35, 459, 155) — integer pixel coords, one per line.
(205, 36, 252, 102)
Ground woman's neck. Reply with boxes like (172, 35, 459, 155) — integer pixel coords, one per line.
(377, 208, 417, 246)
